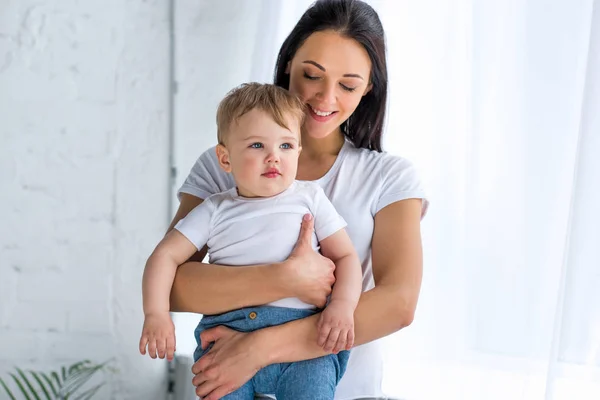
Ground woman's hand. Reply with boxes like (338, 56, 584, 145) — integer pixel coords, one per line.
(283, 214, 336, 308)
(191, 326, 267, 400)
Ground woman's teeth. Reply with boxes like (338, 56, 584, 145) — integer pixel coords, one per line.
(310, 106, 334, 116)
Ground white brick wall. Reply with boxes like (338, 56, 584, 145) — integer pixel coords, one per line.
(0, 0, 171, 398)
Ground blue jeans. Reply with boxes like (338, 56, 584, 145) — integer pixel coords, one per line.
(194, 306, 350, 400)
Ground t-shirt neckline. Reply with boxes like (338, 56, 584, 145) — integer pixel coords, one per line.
(229, 180, 297, 202)
(298, 139, 351, 185)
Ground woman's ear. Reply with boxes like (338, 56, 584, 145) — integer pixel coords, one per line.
(215, 144, 232, 173)
(285, 61, 291, 74)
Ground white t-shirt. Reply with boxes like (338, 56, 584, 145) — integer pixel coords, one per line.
(178, 139, 429, 400)
(174, 180, 347, 310)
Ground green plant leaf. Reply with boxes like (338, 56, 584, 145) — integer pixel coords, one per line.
(69, 361, 91, 374)
(72, 383, 104, 400)
(40, 373, 58, 397)
(29, 371, 52, 400)
(9, 372, 32, 400)
(50, 371, 62, 389)
(2, 359, 112, 400)
(60, 365, 104, 398)
(16, 368, 41, 400)
(0, 377, 17, 400)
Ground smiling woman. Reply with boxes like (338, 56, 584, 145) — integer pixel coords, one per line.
(168, 1, 428, 400)
(279, 27, 385, 151)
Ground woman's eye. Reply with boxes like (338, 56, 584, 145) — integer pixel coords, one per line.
(340, 83, 357, 92)
(250, 143, 263, 149)
(303, 72, 319, 80)
(280, 143, 292, 149)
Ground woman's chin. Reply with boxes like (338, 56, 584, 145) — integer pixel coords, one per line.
(303, 123, 338, 140)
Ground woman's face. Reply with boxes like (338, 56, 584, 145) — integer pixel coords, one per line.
(287, 30, 373, 140)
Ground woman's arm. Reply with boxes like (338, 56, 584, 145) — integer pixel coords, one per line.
(169, 196, 336, 314)
(192, 199, 423, 399)
(263, 198, 423, 360)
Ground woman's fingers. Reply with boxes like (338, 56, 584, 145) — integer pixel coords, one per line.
(199, 325, 227, 350)
(195, 371, 219, 398)
(192, 352, 214, 378)
(293, 213, 314, 251)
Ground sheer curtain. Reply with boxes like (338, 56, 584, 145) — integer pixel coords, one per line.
(173, 1, 600, 398)
(376, 0, 600, 399)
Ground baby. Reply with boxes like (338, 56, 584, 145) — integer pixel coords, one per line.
(139, 83, 362, 399)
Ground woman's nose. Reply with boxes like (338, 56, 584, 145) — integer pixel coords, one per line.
(316, 81, 336, 104)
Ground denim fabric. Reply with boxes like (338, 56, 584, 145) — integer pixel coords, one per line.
(194, 306, 350, 400)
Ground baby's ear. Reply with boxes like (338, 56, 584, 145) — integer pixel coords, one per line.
(215, 144, 232, 173)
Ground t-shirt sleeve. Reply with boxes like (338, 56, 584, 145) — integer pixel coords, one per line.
(310, 185, 348, 241)
(177, 147, 235, 200)
(376, 154, 429, 218)
(173, 198, 215, 250)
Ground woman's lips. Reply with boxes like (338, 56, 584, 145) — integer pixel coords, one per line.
(308, 106, 338, 122)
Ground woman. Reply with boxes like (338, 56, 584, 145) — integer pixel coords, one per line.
(169, 1, 428, 399)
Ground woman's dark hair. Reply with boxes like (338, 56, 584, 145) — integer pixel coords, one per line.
(274, 0, 387, 152)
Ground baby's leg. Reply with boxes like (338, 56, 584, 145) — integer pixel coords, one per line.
(275, 355, 341, 400)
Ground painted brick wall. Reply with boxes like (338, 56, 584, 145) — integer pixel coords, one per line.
(0, 1, 171, 398)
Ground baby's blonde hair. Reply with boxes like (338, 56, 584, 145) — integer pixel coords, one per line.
(216, 83, 305, 145)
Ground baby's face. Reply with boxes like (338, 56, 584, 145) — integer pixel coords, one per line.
(218, 108, 301, 198)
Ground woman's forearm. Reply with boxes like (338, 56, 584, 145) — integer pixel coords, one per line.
(260, 284, 413, 364)
(170, 261, 291, 315)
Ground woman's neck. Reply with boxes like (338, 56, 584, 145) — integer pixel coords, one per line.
(300, 129, 345, 159)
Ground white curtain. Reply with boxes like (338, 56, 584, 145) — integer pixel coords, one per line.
(377, 0, 600, 398)
(173, 0, 600, 398)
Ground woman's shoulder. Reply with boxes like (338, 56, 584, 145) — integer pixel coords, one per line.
(178, 146, 236, 200)
(342, 141, 418, 175)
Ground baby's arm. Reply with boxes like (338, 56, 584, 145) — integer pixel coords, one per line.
(140, 230, 198, 361)
(317, 229, 362, 353)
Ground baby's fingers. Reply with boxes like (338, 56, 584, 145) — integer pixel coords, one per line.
(139, 335, 148, 355)
(147, 337, 158, 359)
(318, 323, 331, 347)
(332, 329, 348, 354)
(157, 337, 167, 359)
(346, 328, 355, 350)
(166, 335, 176, 361)
(324, 328, 341, 353)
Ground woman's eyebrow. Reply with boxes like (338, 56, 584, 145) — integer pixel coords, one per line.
(302, 60, 364, 80)
(302, 60, 326, 71)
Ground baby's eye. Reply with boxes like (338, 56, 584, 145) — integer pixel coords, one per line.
(280, 143, 293, 149)
(250, 143, 263, 149)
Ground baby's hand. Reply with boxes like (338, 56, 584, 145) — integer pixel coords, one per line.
(139, 312, 176, 361)
(317, 299, 355, 354)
